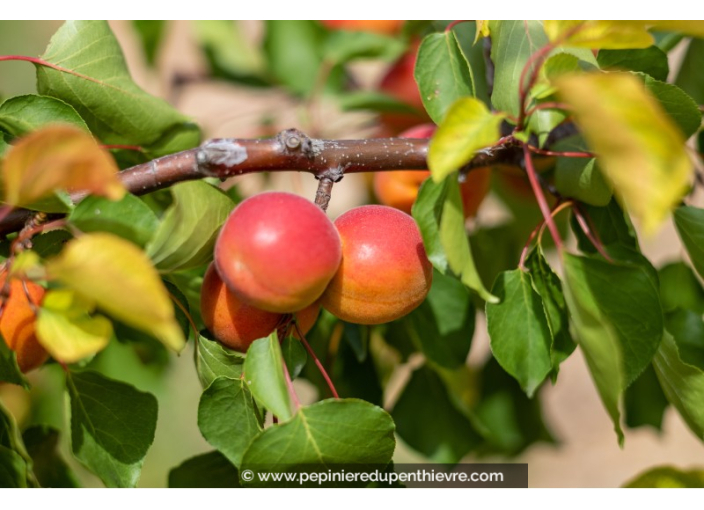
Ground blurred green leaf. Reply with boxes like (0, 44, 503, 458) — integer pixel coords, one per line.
(241, 399, 395, 487)
(243, 333, 292, 421)
(674, 206, 704, 280)
(146, 181, 234, 272)
(70, 194, 158, 248)
(624, 365, 669, 431)
(0, 333, 29, 388)
(487, 269, 552, 397)
(665, 309, 704, 371)
(23, 426, 79, 488)
(30, 230, 73, 258)
(36, 21, 200, 155)
(393, 366, 481, 463)
(623, 465, 704, 488)
(198, 377, 263, 469)
(168, 451, 240, 488)
(0, 95, 89, 137)
(67, 371, 158, 488)
(414, 31, 474, 124)
(653, 333, 704, 441)
(659, 262, 704, 314)
(0, 399, 34, 487)
(597, 46, 669, 81)
(132, 21, 165, 66)
(675, 38, 704, 105)
(324, 30, 404, 64)
(339, 91, 420, 115)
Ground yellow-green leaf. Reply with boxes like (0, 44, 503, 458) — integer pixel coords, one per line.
(556, 73, 692, 234)
(1, 125, 124, 208)
(45, 233, 185, 351)
(36, 289, 112, 364)
(428, 98, 504, 182)
(543, 21, 654, 49)
(474, 20, 490, 44)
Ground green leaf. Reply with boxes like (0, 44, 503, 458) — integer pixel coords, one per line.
(0, 333, 30, 388)
(571, 200, 638, 254)
(556, 72, 692, 234)
(623, 466, 704, 488)
(193, 21, 264, 84)
(131, 21, 165, 66)
(412, 177, 449, 272)
(491, 20, 548, 117)
(393, 366, 481, 463)
(36, 21, 200, 154)
(46, 233, 185, 352)
(339, 91, 420, 115)
(195, 334, 245, 389)
(674, 206, 704, 280)
(168, 451, 240, 488)
(597, 46, 669, 81)
(525, 248, 576, 378)
(146, 181, 234, 272)
(659, 262, 704, 314)
(243, 333, 292, 422)
(281, 336, 307, 380)
(624, 365, 669, 431)
(23, 425, 79, 488)
(641, 74, 702, 139)
(0, 95, 89, 137)
(328, 339, 383, 405)
(675, 38, 704, 105)
(67, 371, 158, 487)
(653, 333, 704, 441)
(30, 230, 73, 258)
(0, 446, 29, 487)
(414, 31, 474, 124)
(439, 177, 497, 302)
(401, 269, 474, 369)
(263, 20, 330, 96)
(553, 137, 612, 207)
(428, 98, 503, 181)
(486, 269, 552, 397)
(240, 399, 395, 486)
(0, 399, 33, 487)
(198, 377, 263, 468)
(70, 194, 158, 248)
(665, 309, 704, 371)
(36, 289, 113, 364)
(324, 30, 404, 64)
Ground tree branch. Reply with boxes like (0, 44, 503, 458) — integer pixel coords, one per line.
(0, 128, 528, 236)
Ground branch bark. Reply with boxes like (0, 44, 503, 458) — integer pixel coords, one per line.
(0, 128, 525, 236)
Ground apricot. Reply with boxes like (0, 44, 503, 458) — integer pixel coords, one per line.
(377, 41, 431, 135)
(322, 20, 404, 35)
(201, 264, 319, 352)
(0, 273, 48, 372)
(214, 191, 342, 314)
(321, 205, 432, 325)
(373, 124, 492, 217)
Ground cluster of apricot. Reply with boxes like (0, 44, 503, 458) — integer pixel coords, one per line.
(201, 192, 433, 352)
(0, 271, 47, 373)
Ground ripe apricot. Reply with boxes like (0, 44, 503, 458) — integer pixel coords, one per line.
(373, 124, 492, 217)
(0, 273, 48, 372)
(201, 264, 320, 352)
(214, 191, 341, 314)
(322, 20, 404, 35)
(321, 205, 432, 325)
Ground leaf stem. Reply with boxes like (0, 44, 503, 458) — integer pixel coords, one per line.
(571, 203, 615, 262)
(0, 55, 103, 85)
(525, 144, 594, 158)
(523, 145, 563, 252)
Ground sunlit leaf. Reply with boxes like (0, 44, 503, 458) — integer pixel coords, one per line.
(556, 72, 692, 234)
(428, 98, 503, 182)
(544, 21, 654, 49)
(36, 289, 112, 364)
(2, 125, 124, 208)
(0, 95, 89, 137)
(624, 465, 704, 488)
(243, 333, 292, 422)
(45, 233, 185, 351)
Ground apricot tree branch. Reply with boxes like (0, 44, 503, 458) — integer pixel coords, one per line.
(0, 128, 535, 236)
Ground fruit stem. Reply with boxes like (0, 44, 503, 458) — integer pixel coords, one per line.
(294, 321, 340, 399)
(281, 352, 302, 410)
